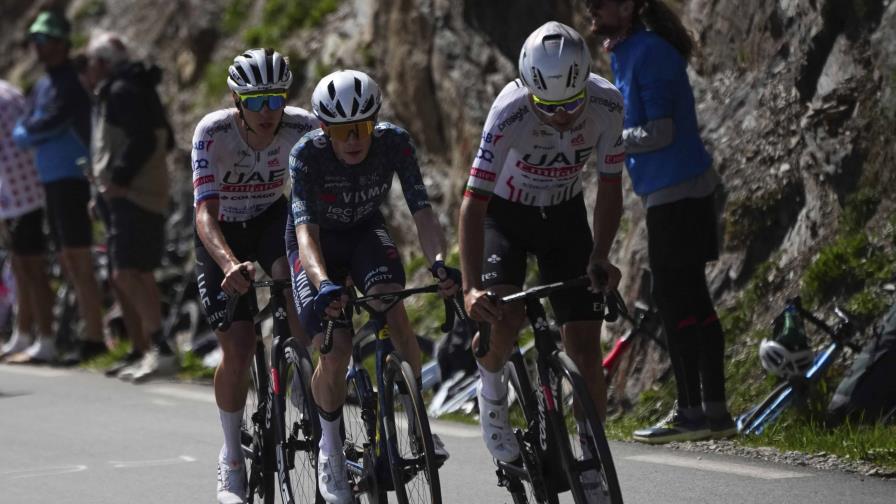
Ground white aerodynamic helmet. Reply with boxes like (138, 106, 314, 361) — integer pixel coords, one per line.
(759, 339, 814, 378)
(518, 21, 591, 101)
(311, 70, 382, 124)
(226, 48, 293, 94)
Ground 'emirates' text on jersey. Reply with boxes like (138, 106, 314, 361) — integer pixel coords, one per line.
(464, 75, 625, 207)
(290, 123, 431, 229)
(191, 107, 317, 222)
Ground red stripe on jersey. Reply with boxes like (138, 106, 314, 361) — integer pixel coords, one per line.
(469, 168, 497, 182)
(604, 153, 625, 164)
(193, 175, 214, 188)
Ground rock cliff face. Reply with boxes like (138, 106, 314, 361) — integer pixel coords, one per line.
(3, 0, 894, 409)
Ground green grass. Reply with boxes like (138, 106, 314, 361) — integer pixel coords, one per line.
(742, 415, 896, 471)
(244, 0, 342, 47)
(80, 342, 132, 371)
(178, 350, 216, 381)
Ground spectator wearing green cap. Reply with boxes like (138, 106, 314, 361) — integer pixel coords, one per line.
(12, 9, 107, 365)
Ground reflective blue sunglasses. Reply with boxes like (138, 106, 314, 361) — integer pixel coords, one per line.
(239, 92, 287, 112)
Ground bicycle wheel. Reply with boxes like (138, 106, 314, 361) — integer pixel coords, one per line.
(242, 343, 276, 504)
(344, 366, 387, 504)
(736, 381, 791, 434)
(505, 352, 558, 504)
(548, 352, 623, 504)
(279, 339, 323, 503)
(382, 352, 442, 504)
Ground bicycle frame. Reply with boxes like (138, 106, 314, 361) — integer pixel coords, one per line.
(222, 279, 305, 504)
(480, 276, 622, 502)
(324, 284, 466, 502)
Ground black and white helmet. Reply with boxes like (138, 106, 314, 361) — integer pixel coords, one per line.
(311, 70, 382, 124)
(518, 21, 591, 101)
(759, 339, 814, 378)
(226, 48, 293, 94)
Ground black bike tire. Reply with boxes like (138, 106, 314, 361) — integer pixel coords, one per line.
(548, 352, 623, 504)
(344, 367, 387, 504)
(505, 353, 557, 504)
(382, 352, 442, 504)
(242, 343, 276, 504)
(279, 339, 323, 504)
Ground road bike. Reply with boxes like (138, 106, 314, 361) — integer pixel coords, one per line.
(736, 297, 863, 435)
(478, 276, 624, 504)
(322, 282, 465, 504)
(222, 277, 321, 504)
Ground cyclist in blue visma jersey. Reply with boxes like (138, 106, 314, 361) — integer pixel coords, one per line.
(588, 0, 737, 443)
(285, 70, 460, 503)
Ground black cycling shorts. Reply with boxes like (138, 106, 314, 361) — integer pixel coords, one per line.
(44, 178, 92, 249)
(482, 194, 602, 324)
(646, 193, 719, 270)
(288, 212, 405, 335)
(101, 197, 165, 272)
(195, 196, 289, 330)
(4, 207, 46, 255)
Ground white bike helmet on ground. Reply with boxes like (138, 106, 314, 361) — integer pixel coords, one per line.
(518, 21, 591, 101)
(311, 70, 381, 125)
(759, 339, 814, 378)
(227, 48, 293, 94)
(760, 307, 814, 378)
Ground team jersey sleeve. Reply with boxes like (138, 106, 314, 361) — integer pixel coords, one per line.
(191, 114, 219, 206)
(389, 127, 431, 214)
(593, 87, 626, 183)
(463, 97, 517, 201)
(636, 40, 682, 121)
(289, 136, 318, 226)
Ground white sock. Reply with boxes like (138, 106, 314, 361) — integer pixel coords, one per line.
(477, 361, 507, 401)
(219, 408, 244, 465)
(319, 414, 343, 457)
(25, 336, 55, 359)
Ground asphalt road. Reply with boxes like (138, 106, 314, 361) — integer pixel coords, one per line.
(1, 363, 893, 503)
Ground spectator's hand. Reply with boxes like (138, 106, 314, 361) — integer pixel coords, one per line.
(313, 280, 345, 320)
(430, 260, 462, 298)
(464, 287, 501, 325)
(588, 256, 621, 293)
(222, 261, 255, 295)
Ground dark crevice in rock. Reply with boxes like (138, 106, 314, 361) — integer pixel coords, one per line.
(796, 0, 886, 103)
(461, 0, 572, 63)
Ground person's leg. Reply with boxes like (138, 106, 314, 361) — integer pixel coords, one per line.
(9, 254, 35, 346)
(111, 270, 150, 352)
(59, 246, 105, 343)
(562, 321, 607, 420)
(271, 256, 310, 347)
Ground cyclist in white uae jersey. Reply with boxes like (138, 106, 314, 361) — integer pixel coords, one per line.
(192, 108, 315, 222)
(191, 48, 316, 504)
(459, 22, 623, 504)
(463, 75, 625, 207)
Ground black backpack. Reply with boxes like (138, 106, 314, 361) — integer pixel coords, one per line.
(826, 301, 896, 426)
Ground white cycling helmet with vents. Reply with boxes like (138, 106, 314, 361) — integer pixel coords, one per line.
(518, 21, 591, 101)
(759, 339, 814, 378)
(311, 70, 382, 124)
(227, 48, 293, 94)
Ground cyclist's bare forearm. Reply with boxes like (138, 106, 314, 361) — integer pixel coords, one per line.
(195, 199, 239, 271)
(458, 195, 488, 293)
(412, 207, 446, 265)
(591, 180, 623, 260)
(295, 223, 330, 289)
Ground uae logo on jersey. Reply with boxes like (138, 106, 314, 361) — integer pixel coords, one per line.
(571, 134, 585, 146)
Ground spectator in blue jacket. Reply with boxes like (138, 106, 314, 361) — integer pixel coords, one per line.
(12, 10, 107, 364)
(588, 0, 735, 443)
